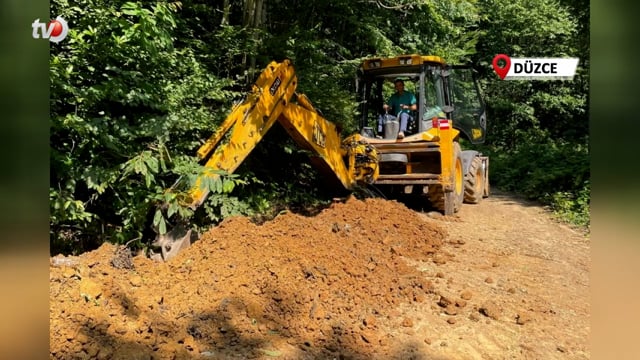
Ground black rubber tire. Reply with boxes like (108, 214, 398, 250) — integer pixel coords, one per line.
(464, 157, 484, 204)
(427, 184, 445, 212)
(427, 142, 464, 215)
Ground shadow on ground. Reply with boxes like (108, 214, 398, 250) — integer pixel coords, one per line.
(71, 281, 450, 359)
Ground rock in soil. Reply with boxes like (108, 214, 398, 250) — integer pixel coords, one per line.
(479, 301, 501, 320)
(110, 245, 134, 270)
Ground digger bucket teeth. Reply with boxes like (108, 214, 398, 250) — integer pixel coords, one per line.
(149, 224, 196, 261)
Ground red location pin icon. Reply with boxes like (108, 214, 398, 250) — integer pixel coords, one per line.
(492, 54, 511, 80)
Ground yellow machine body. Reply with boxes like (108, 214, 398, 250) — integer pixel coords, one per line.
(151, 55, 488, 260)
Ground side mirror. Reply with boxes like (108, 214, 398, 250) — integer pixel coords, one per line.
(442, 105, 454, 113)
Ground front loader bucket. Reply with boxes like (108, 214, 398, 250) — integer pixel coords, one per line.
(149, 224, 196, 261)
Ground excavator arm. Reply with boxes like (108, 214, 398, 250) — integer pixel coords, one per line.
(150, 60, 379, 261)
(186, 60, 298, 209)
(277, 96, 379, 189)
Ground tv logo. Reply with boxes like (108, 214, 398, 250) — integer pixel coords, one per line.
(32, 16, 69, 43)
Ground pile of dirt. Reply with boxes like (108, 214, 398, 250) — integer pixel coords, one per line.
(49, 197, 447, 359)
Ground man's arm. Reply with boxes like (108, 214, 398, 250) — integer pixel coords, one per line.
(383, 94, 396, 112)
(409, 93, 417, 111)
(399, 93, 417, 111)
(402, 103, 417, 111)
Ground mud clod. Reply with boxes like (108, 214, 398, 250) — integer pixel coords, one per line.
(479, 301, 501, 320)
(516, 311, 533, 325)
(110, 245, 134, 270)
(401, 317, 414, 327)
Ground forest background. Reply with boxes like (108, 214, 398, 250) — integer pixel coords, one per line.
(49, 0, 590, 254)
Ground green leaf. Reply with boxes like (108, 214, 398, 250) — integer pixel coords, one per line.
(168, 203, 177, 218)
(134, 160, 144, 175)
(145, 172, 152, 188)
(153, 209, 162, 226)
(121, 2, 140, 16)
(158, 216, 167, 234)
(222, 179, 235, 193)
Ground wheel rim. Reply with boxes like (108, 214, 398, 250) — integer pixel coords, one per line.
(455, 158, 463, 196)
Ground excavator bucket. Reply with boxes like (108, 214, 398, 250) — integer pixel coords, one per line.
(149, 224, 196, 262)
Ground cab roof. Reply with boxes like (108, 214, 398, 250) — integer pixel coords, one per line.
(361, 54, 446, 73)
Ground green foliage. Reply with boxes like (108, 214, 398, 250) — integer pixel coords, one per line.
(50, 0, 244, 253)
(547, 181, 590, 227)
(472, 0, 589, 227)
(489, 138, 588, 197)
(483, 133, 589, 228)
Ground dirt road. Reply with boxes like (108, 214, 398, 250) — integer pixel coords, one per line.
(49, 190, 590, 359)
(404, 191, 590, 359)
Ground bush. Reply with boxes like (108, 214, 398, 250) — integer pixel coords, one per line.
(483, 132, 589, 228)
(547, 181, 590, 228)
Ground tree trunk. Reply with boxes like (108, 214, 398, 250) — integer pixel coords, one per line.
(221, 0, 230, 26)
(242, 0, 265, 85)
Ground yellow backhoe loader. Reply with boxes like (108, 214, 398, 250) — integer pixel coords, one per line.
(150, 55, 489, 261)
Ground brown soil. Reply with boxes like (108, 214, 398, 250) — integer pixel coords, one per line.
(49, 191, 590, 359)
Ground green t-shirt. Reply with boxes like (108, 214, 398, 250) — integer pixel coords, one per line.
(388, 91, 417, 116)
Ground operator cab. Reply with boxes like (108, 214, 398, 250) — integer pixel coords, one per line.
(356, 55, 487, 144)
